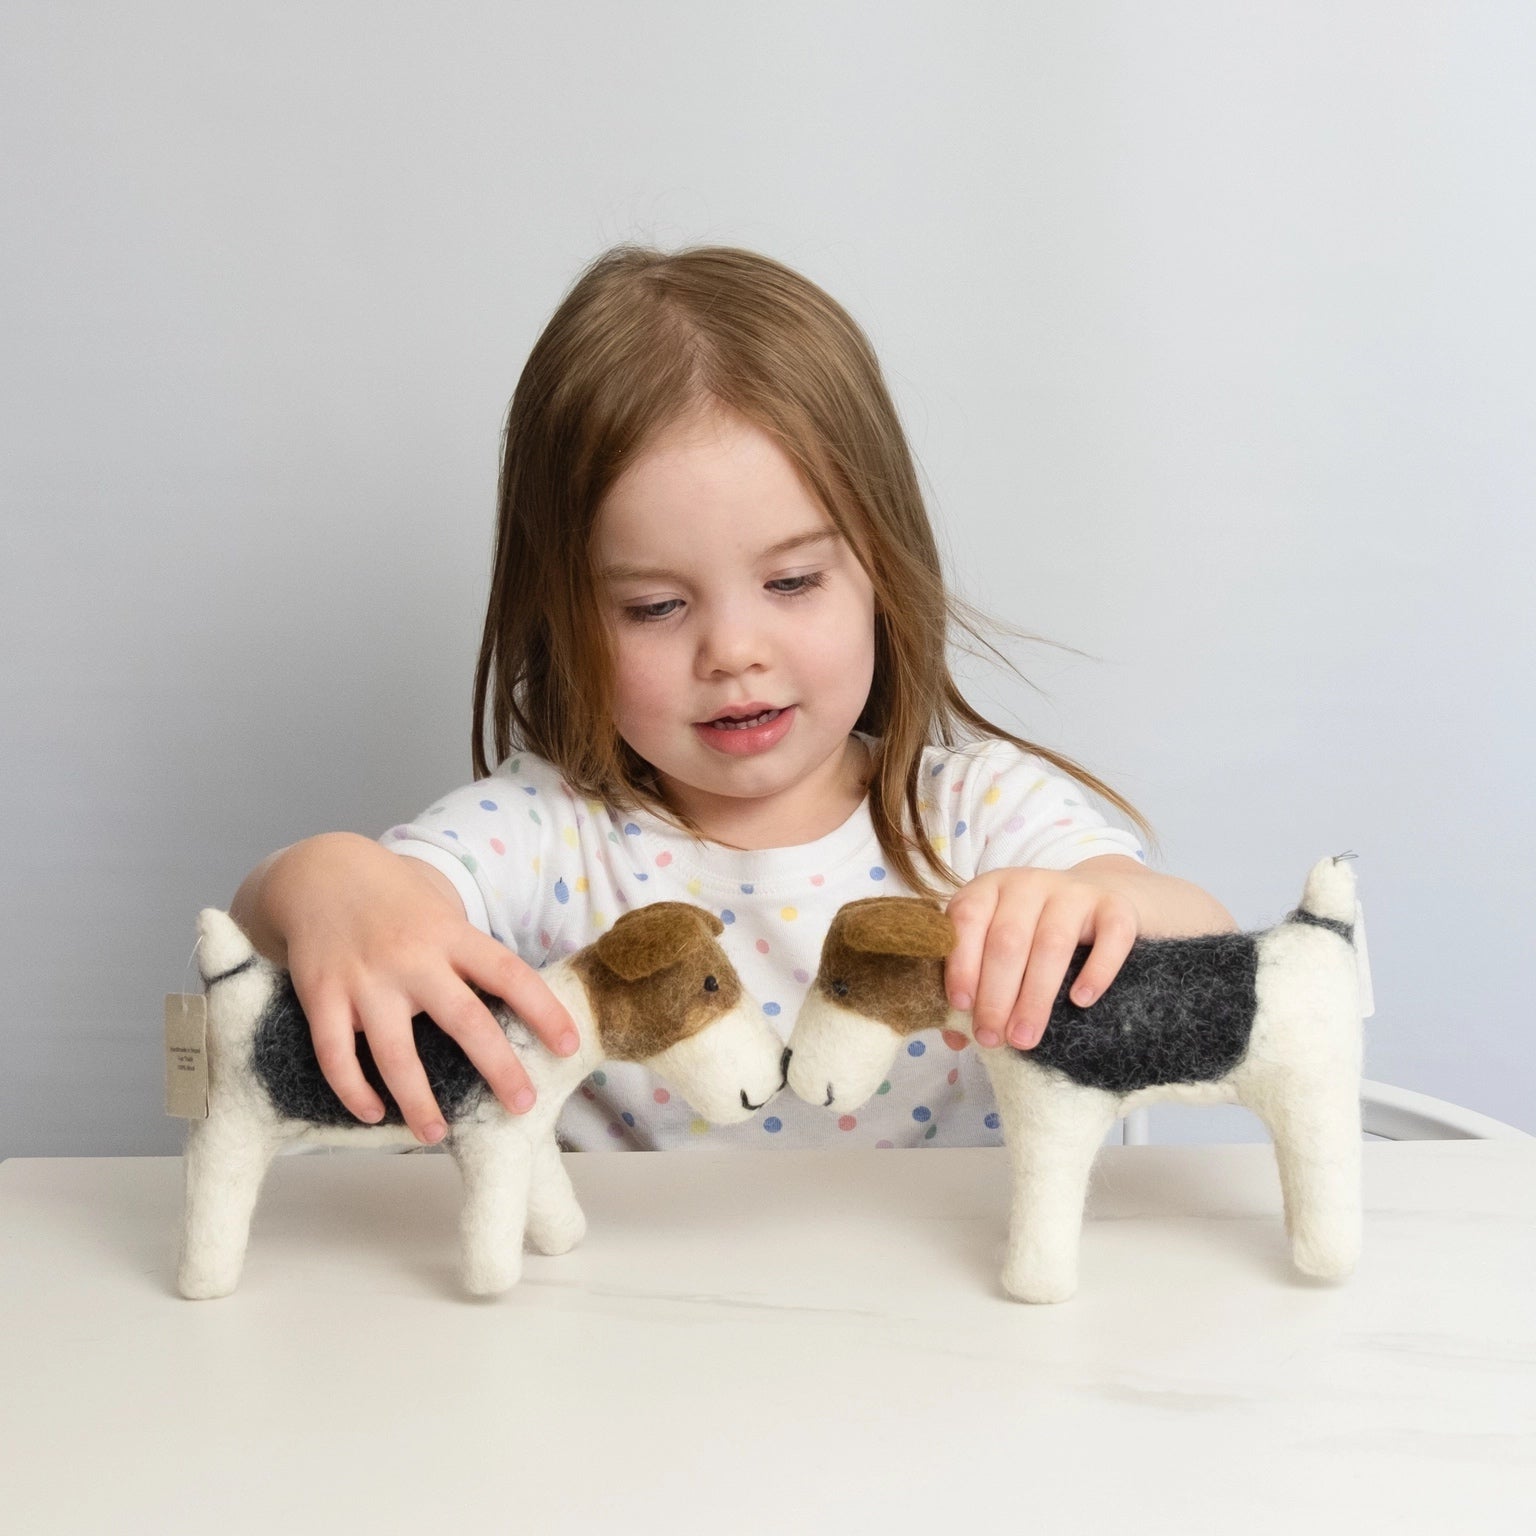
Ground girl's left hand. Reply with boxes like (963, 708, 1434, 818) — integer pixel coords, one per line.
(943, 867, 1144, 1051)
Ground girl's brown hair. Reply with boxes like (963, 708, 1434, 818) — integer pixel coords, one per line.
(471, 243, 1157, 900)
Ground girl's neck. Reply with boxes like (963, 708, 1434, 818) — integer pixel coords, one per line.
(672, 734, 873, 853)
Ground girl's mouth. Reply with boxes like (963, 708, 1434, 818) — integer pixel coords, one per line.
(705, 708, 782, 731)
(694, 705, 796, 755)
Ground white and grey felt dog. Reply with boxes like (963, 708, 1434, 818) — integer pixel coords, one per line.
(786, 856, 1366, 1303)
(180, 901, 787, 1299)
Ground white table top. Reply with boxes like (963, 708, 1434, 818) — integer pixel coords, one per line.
(2, 1141, 1533, 1534)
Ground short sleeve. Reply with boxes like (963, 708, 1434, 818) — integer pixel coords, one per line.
(377, 768, 552, 965)
(960, 738, 1146, 875)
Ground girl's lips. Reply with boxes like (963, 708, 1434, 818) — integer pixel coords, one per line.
(699, 702, 781, 725)
(693, 704, 796, 756)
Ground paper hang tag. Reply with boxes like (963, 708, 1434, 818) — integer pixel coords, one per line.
(165, 993, 209, 1119)
(1354, 899, 1375, 1019)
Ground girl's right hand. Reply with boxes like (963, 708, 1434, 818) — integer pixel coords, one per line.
(232, 832, 581, 1144)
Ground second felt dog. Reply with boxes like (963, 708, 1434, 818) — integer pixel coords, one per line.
(786, 856, 1366, 1302)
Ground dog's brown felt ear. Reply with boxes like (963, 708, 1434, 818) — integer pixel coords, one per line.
(594, 902, 722, 982)
(838, 897, 955, 959)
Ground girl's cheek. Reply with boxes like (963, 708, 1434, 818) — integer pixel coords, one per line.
(614, 648, 670, 708)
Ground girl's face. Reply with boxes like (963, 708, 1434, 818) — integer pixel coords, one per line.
(594, 403, 877, 850)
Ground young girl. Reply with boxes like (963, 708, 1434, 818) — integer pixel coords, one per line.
(231, 244, 1235, 1152)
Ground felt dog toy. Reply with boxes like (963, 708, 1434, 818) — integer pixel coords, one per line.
(179, 901, 788, 1299)
(786, 856, 1366, 1303)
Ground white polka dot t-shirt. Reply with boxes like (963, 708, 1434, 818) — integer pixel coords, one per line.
(379, 731, 1145, 1151)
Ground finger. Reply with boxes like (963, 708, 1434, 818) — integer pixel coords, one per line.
(300, 979, 386, 1124)
(1008, 907, 1091, 1050)
(972, 896, 1044, 1050)
(421, 975, 538, 1118)
(466, 933, 581, 1057)
(943, 882, 1000, 1018)
(356, 991, 449, 1144)
(1068, 902, 1139, 1009)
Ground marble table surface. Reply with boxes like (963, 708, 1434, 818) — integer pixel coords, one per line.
(1, 1141, 1532, 1534)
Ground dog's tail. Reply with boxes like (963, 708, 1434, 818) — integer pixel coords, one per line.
(1285, 854, 1373, 1017)
(196, 908, 264, 988)
(192, 907, 285, 1055)
(1284, 853, 1358, 940)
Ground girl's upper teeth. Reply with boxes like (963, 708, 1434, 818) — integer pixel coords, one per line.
(713, 709, 778, 727)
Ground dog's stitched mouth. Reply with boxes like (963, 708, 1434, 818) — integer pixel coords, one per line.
(822, 1083, 834, 1108)
(740, 1048, 794, 1113)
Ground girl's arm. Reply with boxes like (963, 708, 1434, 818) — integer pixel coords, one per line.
(1068, 853, 1238, 937)
(228, 832, 580, 1143)
(943, 854, 1237, 1054)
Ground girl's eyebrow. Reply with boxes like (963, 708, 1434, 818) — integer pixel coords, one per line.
(600, 528, 838, 584)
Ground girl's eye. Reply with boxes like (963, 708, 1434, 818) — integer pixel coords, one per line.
(623, 599, 683, 623)
(620, 571, 827, 625)
(768, 572, 827, 599)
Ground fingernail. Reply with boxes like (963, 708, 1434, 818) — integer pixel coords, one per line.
(559, 1032, 579, 1056)
(513, 1087, 535, 1114)
(952, 992, 972, 1012)
(1073, 985, 1095, 1006)
(422, 1121, 445, 1144)
(975, 1027, 1000, 1048)
(361, 1106, 383, 1123)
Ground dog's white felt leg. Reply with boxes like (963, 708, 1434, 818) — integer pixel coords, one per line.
(984, 1058, 1120, 1304)
(1248, 1073, 1362, 1280)
(177, 1114, 282, 1299)
(451, 1123, 533, 1296)
(523, 1134, 586, 1256)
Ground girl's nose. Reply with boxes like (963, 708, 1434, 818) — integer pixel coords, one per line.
(696, 605, 768, 677)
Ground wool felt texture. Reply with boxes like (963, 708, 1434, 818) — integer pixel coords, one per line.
(253, 975, 502, 1127)
(178, 901, 787, 1300)
(787, 856, 1366, 1303)
(571, 906, 748, 1061)
(1016, 934, 1260, 1095)
(247, 904, 746, 1125)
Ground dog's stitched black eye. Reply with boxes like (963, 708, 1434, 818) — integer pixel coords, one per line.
(703, 975, 719, 992)
(831, 979, 849, 998)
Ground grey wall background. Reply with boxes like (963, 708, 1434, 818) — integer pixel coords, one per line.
(4, 2, 1532, 1158)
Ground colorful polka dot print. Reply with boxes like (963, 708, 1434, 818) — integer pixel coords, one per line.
(379, 730, 1145, 1151)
